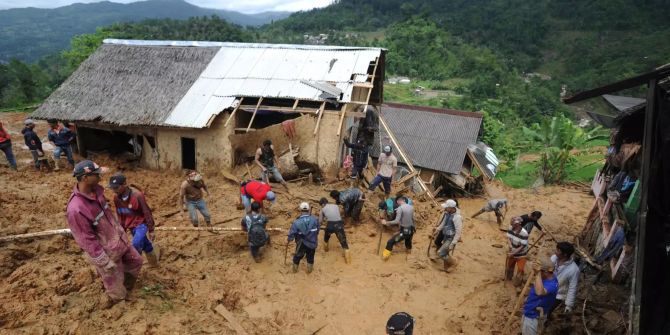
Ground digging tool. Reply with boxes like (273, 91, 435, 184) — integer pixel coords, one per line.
(527, 234, 545, 252)
(283, 240, 290, 265)
(504, 268, 538, 333)
(376, 221, 384, 255)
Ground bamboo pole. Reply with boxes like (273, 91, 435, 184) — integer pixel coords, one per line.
(313, 101, 326, 136)
(245, 97, 263, 133)
(224, 97, 243, 127)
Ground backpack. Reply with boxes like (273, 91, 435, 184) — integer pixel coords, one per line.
(247, 215, 268, 247)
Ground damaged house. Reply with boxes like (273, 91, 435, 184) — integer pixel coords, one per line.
(32, 39, 386, 179)
(367, 103, 497, 196)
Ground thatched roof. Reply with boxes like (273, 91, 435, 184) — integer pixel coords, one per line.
(32, 44, 218, 126)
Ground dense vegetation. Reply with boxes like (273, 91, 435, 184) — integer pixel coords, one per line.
(0, 0, 288, 62)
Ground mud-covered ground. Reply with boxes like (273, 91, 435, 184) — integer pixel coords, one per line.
(0, 112, 595, 334)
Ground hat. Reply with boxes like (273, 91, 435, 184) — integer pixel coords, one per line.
(73, 160, 102, 177)
(441, 199, 457, 209)
(539, 257, 555, 272)
(24, 119, 35, 125)
(266, 191, 276, 202)
(383, 145, 392, 153)
(386, 312, 414, 335)
(299, 202, 310, 211)
(108, 174, 126, 189)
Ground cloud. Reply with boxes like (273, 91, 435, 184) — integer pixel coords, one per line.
(0, 0, 333, 13)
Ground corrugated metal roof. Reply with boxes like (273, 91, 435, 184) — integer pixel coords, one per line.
(162, 41, 382, 128)
(468, 142, 498, 179)
(602, 94, 645, 113)
(371, 103, 483, 174)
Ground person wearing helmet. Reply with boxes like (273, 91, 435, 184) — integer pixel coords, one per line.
(179, 171, 211, 227)
(239, 179, 275, 214)
(386, 312, 415, 335)
(432, 199, 463, 272)
(368, 145, 397, 196)
(287, 202, 319, 273)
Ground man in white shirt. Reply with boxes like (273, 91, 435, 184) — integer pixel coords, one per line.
(550, 242, 580, 314)
(368, 145, 397, 196)
(432, 199, 463, 272)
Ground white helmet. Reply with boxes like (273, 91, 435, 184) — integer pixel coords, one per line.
(299, 202, 310, 211)
(441, 199, 457, 209)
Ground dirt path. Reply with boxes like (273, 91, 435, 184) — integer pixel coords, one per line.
(0, 112, 594, 334)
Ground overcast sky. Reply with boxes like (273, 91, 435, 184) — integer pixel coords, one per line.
(0, 0, 333, 13)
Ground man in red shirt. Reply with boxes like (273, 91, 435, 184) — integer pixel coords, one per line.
(239, 179, 276, 213)
(109, 174, 159, 267)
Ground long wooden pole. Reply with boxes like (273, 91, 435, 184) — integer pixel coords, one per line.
(504, 269, 538, 332)
(313, 101, 326, 136)
(245, 97, 263, 133)
(224, 97, 244, 127)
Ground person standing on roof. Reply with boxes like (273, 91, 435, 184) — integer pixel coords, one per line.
(66, 160, 143, 304)
(520, 210, 544, 237)
(179, 171, 211, 227)
(255, 139, 289, 190)
(109, 174, 159, 268)
(381, 197, 415, 260)
(241, 202, 270, 263)
(521, 258, 559, 335)
(368, 145, 397, 196)
(47, 119, 75, 171)
(22, 119, 47, 171)
(0, 120, 17, 171)
(549, 242, 580, 315)
(318, 198, 351, 264)
(288, 202, 319, 273)
(343, 137, 369, 185)
(329, 188, 365, 223)
(506, 217, 529, 283)
(239, 179, 276, 214)
(432, 199, 463, 272)
(471, 198, 508, 226)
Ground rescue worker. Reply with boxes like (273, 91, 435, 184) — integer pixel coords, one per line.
(506, 217, 529, 283)
(178, 171, 211, 227)
(287, 202, 319, 273)
(239, 179, 276, 214)
(378, 195, 412, 221)
(318, 198, 351, 264)
(329, 188, 365, 223)
(432, 199, 463, 272)
(47, 119, 75, 171)
(241, 202, 270, 263)
(386, 312, 415, 335)
(471, 198, 508, 226)
(66, 160, 143, 304)
(343, 137, 369, 184)
(0, 120, 17, 171)
(22, 119, 47, 171)
(109, 174, 159, 267)
(255, 139, 289, 190)
(381, 197, 415, 260)
(368, 145, 397, 196)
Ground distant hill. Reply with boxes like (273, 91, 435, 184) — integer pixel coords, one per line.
(0, 0, 289, 62)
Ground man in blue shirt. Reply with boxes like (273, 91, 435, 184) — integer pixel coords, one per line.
(47, 119, 75, 171)
(288, 202, 319, 274)
(522, 257, 559, 335)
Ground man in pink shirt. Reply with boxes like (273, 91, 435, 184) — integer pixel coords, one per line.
(66, 160, 143, 304)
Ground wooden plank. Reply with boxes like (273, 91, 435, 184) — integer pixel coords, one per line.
(224, 97, 243, 127)
(245, 98, 263, 133)
(215, 304, 249, 335)
(313, 101, 326, 136)
(393, 171, 418, 186)
(336, 104, 348, 137)
(364, 56, 380, 105)
(466, 149, 490, 182)
(292, 99, 299, 110)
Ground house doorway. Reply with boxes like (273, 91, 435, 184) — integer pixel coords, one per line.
(181, 137, 196, 170)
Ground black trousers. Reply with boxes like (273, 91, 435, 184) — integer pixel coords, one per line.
(324, 221, 348, 249)
(386, 227, 415, 251)
(293, 241, 316, 265)
(344, 200, 364, 222)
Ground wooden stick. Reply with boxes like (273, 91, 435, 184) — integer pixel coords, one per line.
(245, 97, 263, 133)
(215, 304, 249, 335)
(313, 101, 326, 136)
(336, 104, 347, 137)
(224, 97, 243, 127)
(505, 269, 537, 332)
(364, 57, 380, 105)
(0, 228, 72, 242)
(156, 226, 285, 232)
(292, 99, 299, 110)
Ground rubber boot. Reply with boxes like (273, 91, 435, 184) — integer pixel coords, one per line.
(382, 249, 392, 261)
(292, 263, 298, 273)
(123, 273, 138, 292)
(344, 249, 351, 264)
(53, 159, 61, 171)
(146, 251, 159, 268)
(306, 263, 314, 274)
(324, 240, 329, 252)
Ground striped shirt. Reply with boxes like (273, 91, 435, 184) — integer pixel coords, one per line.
(507, 228, 529, 257)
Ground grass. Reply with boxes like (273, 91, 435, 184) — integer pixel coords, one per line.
(498, 150, 605, 188)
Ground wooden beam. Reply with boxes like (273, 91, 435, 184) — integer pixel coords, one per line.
(245, 98, 263, 133)
(313, 101, 326, 136)
(466, 149, 490, 182)
(393, 171, 418, 186)
(215, 304, 250, 335)
(336, 104, 347, 137)
(364, 56, 380, 105)
(378, 114, 439, 207)
(292, 99, 299, 110)
(224, 97, 243, 127)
